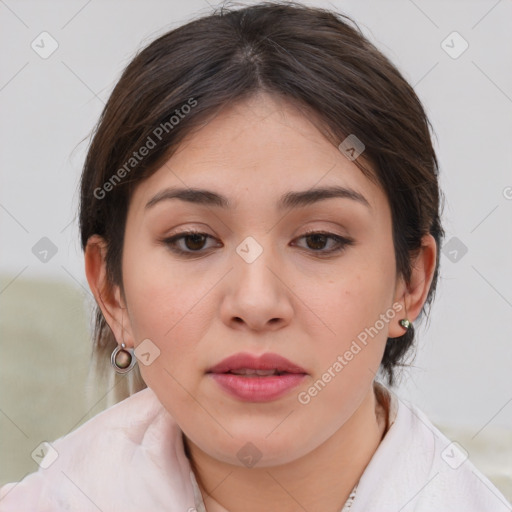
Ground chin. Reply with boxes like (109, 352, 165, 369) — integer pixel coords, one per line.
(201, 425, 313, 468)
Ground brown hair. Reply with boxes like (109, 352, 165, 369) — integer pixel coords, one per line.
(79, 1, 444, 397)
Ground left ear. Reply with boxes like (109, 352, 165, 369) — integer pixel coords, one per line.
(388, 234, 437, 338)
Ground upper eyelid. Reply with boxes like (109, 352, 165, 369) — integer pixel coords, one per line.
(164, 230, 352, 253)
(166, 229, 348, 241)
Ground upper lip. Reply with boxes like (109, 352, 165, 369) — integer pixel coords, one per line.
(207, 352, 307, 374)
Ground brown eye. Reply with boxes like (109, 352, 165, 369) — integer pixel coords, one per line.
(294, 231, 353, 256)
(304, 233, 329, 250)
(183, 233, 208, 251)
(162, 231, 219, 256)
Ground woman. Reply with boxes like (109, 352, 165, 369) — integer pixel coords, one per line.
(1, 2, 510, 511)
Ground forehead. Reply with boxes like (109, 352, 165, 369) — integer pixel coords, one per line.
(129, 93, 388, 217)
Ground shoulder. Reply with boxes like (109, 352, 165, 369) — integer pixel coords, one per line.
(352, 384, 512, 512)
(0, 387, 197, 512)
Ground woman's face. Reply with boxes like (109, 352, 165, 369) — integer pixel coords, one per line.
(119, 93, 404, 466)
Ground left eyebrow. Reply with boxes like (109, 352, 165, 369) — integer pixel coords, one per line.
(144, 185, 370, 211)
(278, 185, 371, 211)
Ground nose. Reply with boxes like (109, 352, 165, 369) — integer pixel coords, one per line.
(220, 242, 294, 332)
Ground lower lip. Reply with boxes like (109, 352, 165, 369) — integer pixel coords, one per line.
(209, 373, 307, 402)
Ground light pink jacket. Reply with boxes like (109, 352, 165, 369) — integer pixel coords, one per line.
(0, 385, 510, 511)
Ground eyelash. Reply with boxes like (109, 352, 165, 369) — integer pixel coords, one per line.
(161, 229, 353, 258)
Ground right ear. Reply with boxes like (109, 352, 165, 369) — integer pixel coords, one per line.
(84, 235, 128, 348)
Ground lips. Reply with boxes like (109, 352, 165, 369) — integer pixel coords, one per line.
(229, 368, 282, 376)
(207, 352, 307, 402)
(207, 352, 307, 375)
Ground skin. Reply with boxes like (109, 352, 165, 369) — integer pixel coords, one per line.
(85, 92, 436, 512)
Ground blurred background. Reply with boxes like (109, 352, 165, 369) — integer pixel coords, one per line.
(1, 0, 511, 502)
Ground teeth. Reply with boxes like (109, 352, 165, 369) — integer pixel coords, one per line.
(230, 369, 280, 376)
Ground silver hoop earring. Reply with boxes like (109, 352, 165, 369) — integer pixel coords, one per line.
(111, 343, 136, 374)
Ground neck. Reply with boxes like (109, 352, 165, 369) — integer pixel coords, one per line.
(186, 382, 388, 512)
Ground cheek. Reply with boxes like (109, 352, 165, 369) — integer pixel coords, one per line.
(121, 241, 205, 371)
(122, 235, 209, 337)
(307, 251, 397, 344)
(295, 248, 397, 392)
(288, 265, 395, 445)
(122, 262, 210, 422)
